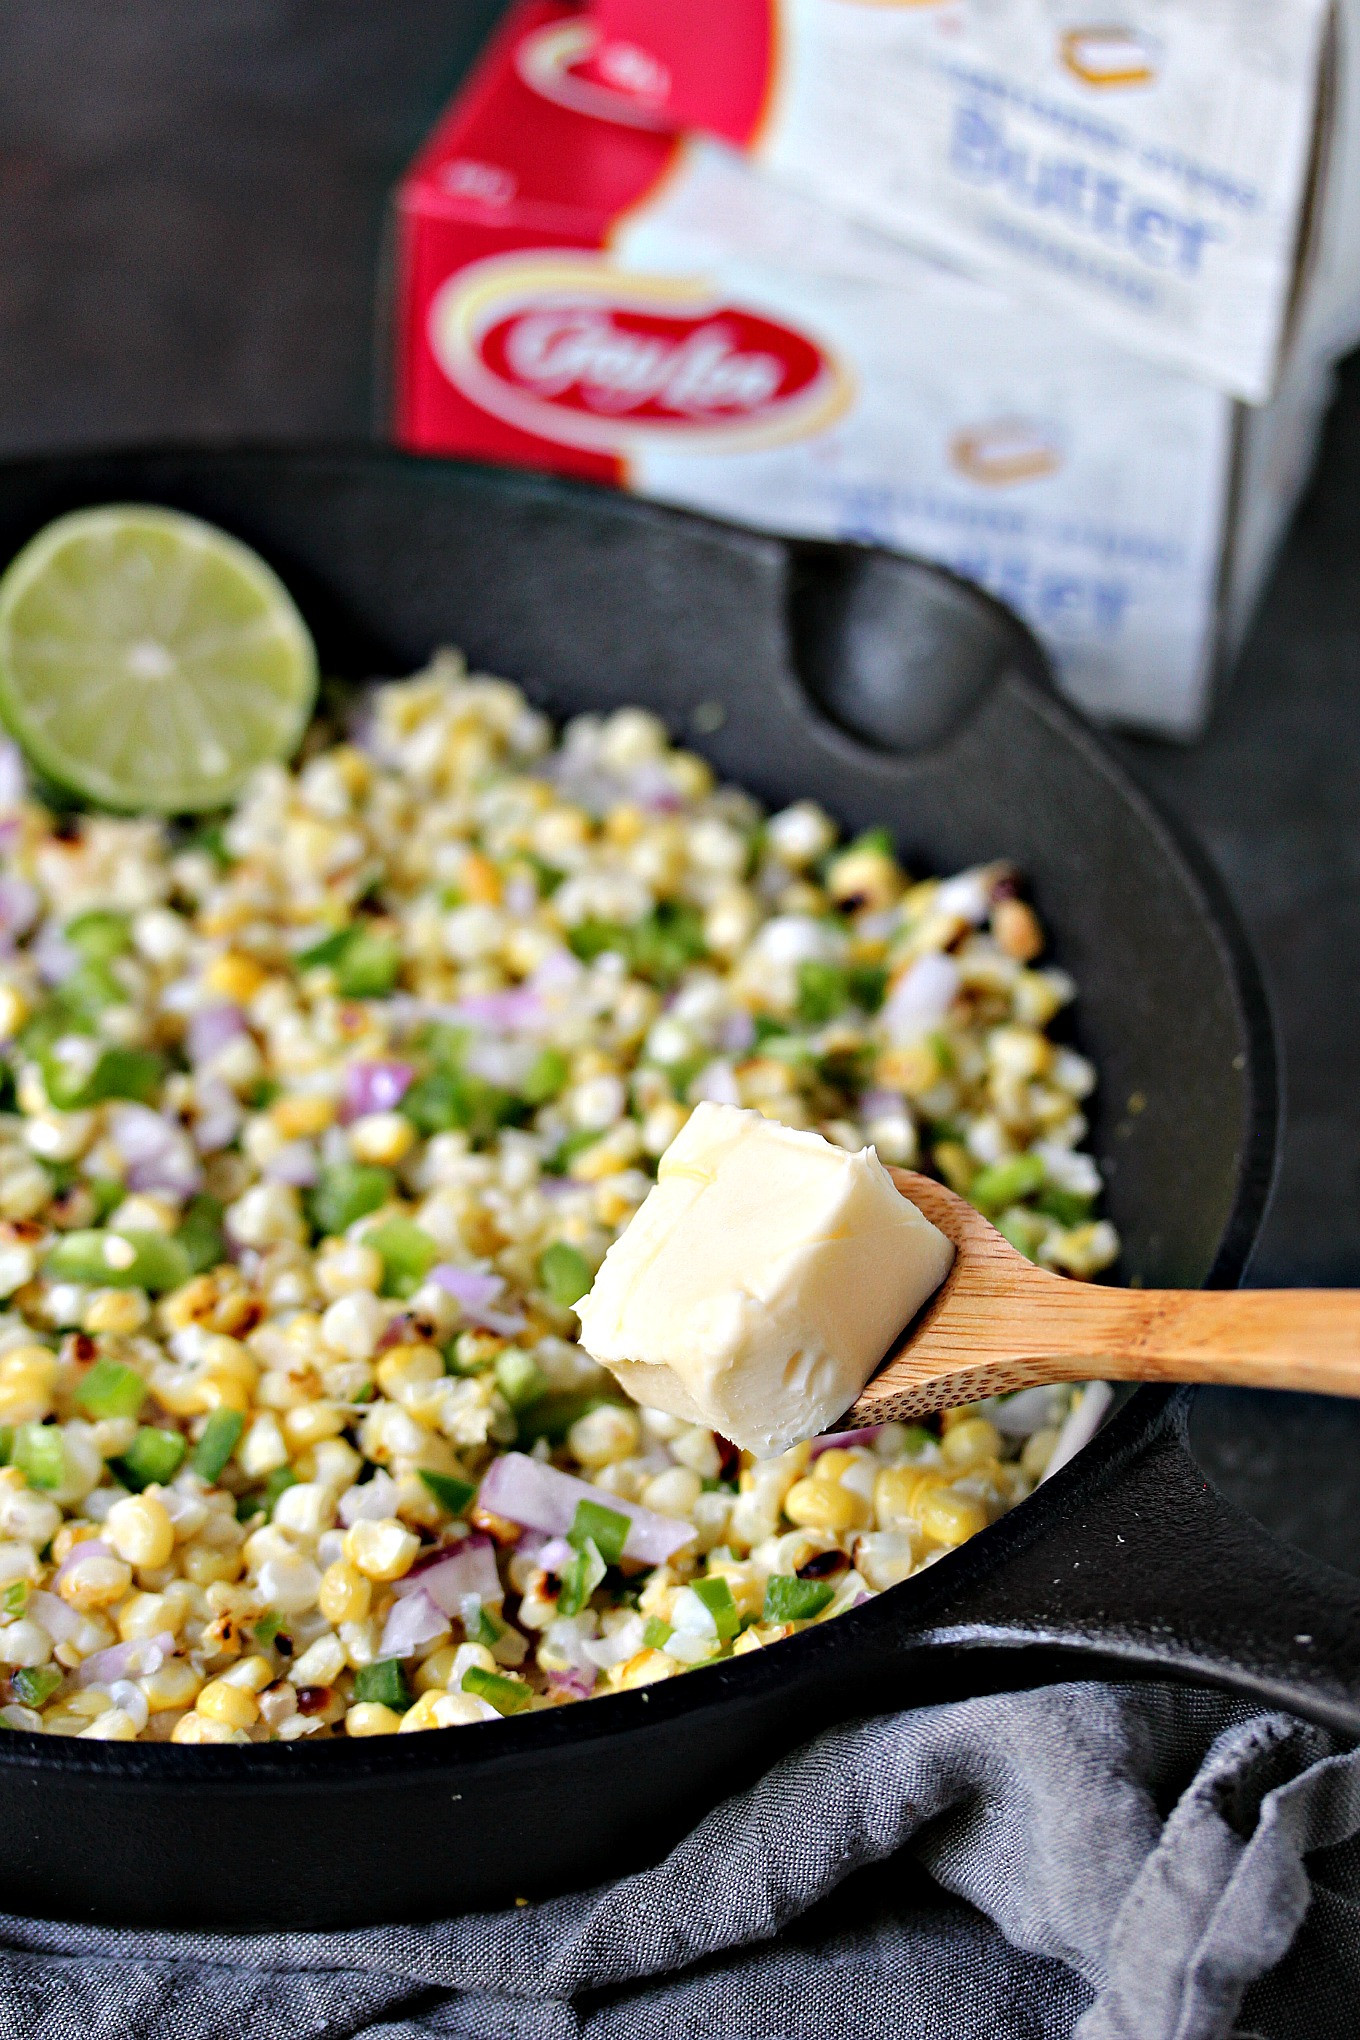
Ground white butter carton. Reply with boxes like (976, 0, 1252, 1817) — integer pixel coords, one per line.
(594, 0, 1350, 403)
(394, 2, 1337, 736)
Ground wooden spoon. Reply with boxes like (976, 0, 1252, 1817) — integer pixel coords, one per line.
(850, 1167, 1360, 1425)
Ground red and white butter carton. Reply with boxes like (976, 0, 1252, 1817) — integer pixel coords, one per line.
(390, 1, 1336, 736)
(591, 0, 1359, 405)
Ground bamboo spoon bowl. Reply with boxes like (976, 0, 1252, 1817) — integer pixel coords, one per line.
(851, 1168, 1360, 1424)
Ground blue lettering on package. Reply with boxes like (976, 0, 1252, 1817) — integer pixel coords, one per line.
(949, 101, 1221, 277)
(949, 552, 1133, 640)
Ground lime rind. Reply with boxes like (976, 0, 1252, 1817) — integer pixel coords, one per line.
(0, 504, 319, 813)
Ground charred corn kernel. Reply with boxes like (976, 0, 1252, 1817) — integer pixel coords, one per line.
(0, 1346, 58, 1423)
(346, 1701, 403, 1737)
(1020, 1426, 1062, 1481)
(172, 1712, 241, 1744)
(82, 1289, 150, 1335)
(826, 846, 902, 913)
(281, 1400, 346, 1449)
(180, 1542, 244, 1588)
(196, 1678, 259, 1729)
(343, 1516, 420, 1582)
(993, 898, 1044, 962)
(940, 1418, 1005, 1469)
(613, 1649, 677, 1689)
(916, 1487, 991, 1547)
(413, 1644, 460, 1694)
(375, 1343, 444, 1400)
(58, 1552, 134, 1610)
(318, 1559, 372, 1625)
(139, 1657, 204, 1712)
(104, 1493, 175, 1569)
(221, 1653, 274, 1693)
(205, 951, 269, 1001)
(783, 1477, 871, 1533)
(270, 1093, 335, 1139)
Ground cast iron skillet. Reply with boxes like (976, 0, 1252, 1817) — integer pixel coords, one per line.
(0, 446, 1353, 1932)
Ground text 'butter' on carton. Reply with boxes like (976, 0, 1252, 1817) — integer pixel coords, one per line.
(591, 0, 1359, 405)
(389, 0, 1338, 738)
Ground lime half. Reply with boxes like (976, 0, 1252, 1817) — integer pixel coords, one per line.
(0, 505, 318, 812)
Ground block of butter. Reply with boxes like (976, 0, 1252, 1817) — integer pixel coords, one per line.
(575, 1101, 955, 1457)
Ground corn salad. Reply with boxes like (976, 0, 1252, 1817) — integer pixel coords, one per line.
(0, 652, 1117, 1743)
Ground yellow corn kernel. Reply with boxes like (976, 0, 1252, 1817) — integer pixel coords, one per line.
(0, 984, 29, 1037)
(459, 851, 503, 905)
(118, 1582, 196, 1641)
(939, 1404, 980, 1433)
(396, 1690, 446, 1734)
(82, 1289, 150, 1336)
(873, 1464, 944, 1532)
(612, 1649, 677, 1690)
(139, 1656, 204, 1712)
(375, 1343, 445, 1401)
(104, 1493, 175, 1570)
(783, 1477, 871, 1534)
(413, 1644, 460, 1694)
(915, 1487, 991, 1548)
(1020, 1427, 1061, 1482)
(0, 1346, 58, 1424)
(51, 1521, 104, 1565)
(811, 1448, 860, 1486)
(205, 952, 269, 1001)
(825, 846, 902, 913)
(281, 1400, 346, 1450)
(346, 1701, 403, 1737)
(993, 898, 1044, 962)
(940, 1418, 1005, 1470)
(317, 1559, 372, 1626)
(221, 1653, 274, 1693)
(343, 1516, 420, 1582)
(348, 1111, 416, 1166)
(57, 1552, 134, 1611)
(179, 1542, 244, 1589)
(159, 1274, 221, 1331)
(171, 1712, 241, 1744)
(268, 1092, 335, 1140)
(195, 1678, 260, 1729)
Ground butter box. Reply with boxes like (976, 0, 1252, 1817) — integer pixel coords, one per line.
(389, 0, 1337, 736)
(591, 0, 1356, 403)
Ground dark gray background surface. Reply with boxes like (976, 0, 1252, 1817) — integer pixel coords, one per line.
(0, 0, 1356, 1570)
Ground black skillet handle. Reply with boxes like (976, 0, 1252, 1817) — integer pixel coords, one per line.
(787, 542, 1052, 755)
(900, 1388, 1360, 1736)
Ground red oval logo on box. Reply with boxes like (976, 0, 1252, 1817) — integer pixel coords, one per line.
(429, 255, 853, 454)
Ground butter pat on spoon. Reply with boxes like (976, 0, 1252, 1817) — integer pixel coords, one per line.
(577, 1104, 1360, 1455)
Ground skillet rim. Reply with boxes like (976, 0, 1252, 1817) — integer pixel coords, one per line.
(0, 441, 1279, 1781)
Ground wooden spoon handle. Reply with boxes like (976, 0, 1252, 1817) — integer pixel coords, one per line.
(1067, 1286, 1360, 1398)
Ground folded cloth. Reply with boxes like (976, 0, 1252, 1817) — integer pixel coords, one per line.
(1, 1680, 1357, 2040)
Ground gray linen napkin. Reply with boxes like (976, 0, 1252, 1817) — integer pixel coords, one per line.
(1, 1679, 1356, 2040)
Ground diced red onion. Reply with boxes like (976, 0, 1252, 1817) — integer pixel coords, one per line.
(809, 1426, 884, 1459)
(379, 1586, 450, 1659)
(477, 1453, 696, 1564)
(858, 1088, 902, 1123)
(546, 1667, 597, 1701)
(33, 922, 78, 986)
(0, 876, 38, 941)
(626, 763, 683, 814)
(534, 1536, 574, 1576)
(692, 1060, 740, 1107)
(393, 1533, 503, 1618)
(187, 1002, 247, 1066)
(464, 1038, 538, 1089)
(110, 1105, 204, 1199)
(934, 869, 993, 925)
(73, 1630, 176, 1688)
(582, 1613, 646, 1668)
(719, 1010, 756, 1055)
(529, 947, 584, 997)
(192, 1077, 243, 1155)
(503, 876, 538, 917)
(450, 987, 545, 1031)
(881, 953, 960, 1041)
(28, 1589, 84, 1643)
(0, 739, 27, 809)
(264, 1141, 320, 1188)
(337, 1471, 400, 1525)
(429, 1264, 528, 1337)
(52, 1540, 113, 1588)
(343, 1059, 415, 1121)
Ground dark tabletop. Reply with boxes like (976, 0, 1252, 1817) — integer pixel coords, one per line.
(0, 0, 1357, 1570)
